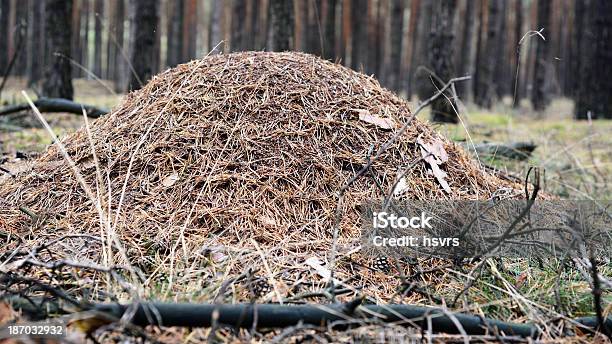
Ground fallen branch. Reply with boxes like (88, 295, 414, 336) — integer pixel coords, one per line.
(0, 98, 108, 118)
(465, 142, 537, 161)
(6, 297, 612, 338)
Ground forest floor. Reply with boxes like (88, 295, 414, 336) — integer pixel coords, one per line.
(0, 78, 610, 342)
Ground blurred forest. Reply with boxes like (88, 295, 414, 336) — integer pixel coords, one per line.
(0, 0, 611, 121)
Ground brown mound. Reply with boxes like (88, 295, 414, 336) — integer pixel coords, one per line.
(0, 52, 519, 301)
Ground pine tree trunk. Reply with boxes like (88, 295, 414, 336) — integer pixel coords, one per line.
(475, 0, 502, 109)
(70, 0, 81, 78)
(494, 1, 508, 98)
(231, 0, 246, 51)
(0, 0, 9, 71)
(209, 0, 224, 52)
(267, 0, 294, 51)
(13, 0, 27, 76)
(26, 0, 44, 86)
(388, 0, 404, 92)
(429, 0, 458, 123)
(511, 0, 523, 106)
(322, 0, 336, 59)
(183, 0, 197, 59)
(80, 0, 89, 78)
(350, 0, 367, 71)
(576, 0, 612, 119)
(414, 0, 433, 100)
(42, 0, 73, 100)
(93, 0, 103, 77)
(404, 0, 420, 96)
(127, 0, 159, 91)
(531, 0, 552, 112)
(166, 0, 184, 67)
(113, 0, 125, 92)
(456, 0, 475, 100)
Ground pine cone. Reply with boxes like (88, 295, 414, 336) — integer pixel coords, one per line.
(371, 256, 392, 272)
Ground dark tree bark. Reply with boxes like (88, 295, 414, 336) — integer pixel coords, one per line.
(493, 1, 509, 98)
(339, 0, 351, 64)
(231, 0, 247, 51)
(307, 0, 323, 56)
(70, 0, 81, 78)
(0, 0, 9, 71)
(350, 0, 367, 71)
(428, 0, 458, 123)
(474, 0, 502, 109)
(166, 0, 184, 67)
(26, 0, 44, 86)
(209, 0, 224, 52)
(404, 0, 420, 96)
(472, 0, 485, 103)
(183, 0, 197, 59)
(80, 0, 90, 78)
(42, 0, 73, 100)
(414, 0, 433, 100)
(322, 0, 337, 59)
(569, 0, 587, 99)
(576, 0, 612, 119)
(267, 0, 294, 51)
(248, 0, 262, 50)
(511, 0, 523, 106)
(531, 0, 552, 112)
(113, 0, 125, 92)
(457, 0, 476, 100)
(127, 0, 159, 91)
(13, 0, 27, 76)
(106, 0, 117, 83)
(93, 0, 103, 77)
(387, 0, 404, 92)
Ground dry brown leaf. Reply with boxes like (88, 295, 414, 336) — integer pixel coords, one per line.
(417, 137, 451, 194)
(161, 172, 179, 187)
(356, 109, 397, 130)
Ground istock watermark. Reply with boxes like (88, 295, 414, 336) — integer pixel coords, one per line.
(361, 200, 611, 260)
(372, 211, 433, 229)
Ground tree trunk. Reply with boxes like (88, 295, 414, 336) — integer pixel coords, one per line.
(92, 0, 103, 77)
(26, 0, 44, 86)
(494, 1, 508, 98)
(127, 0, 159, 91)
(350, 0, 367, 71)
(339, 0, 351, 65)
(70, 0, 81, 78)
(0, 0, 9, 72)
(428, 0, 458, 123)
(166, 0, 184, 67)
(183, 0, 197, 59)
(322, 0, 336, 59)
(576, 0, 612, 119)
(231, 0, 247, 51)
(414, 0, 433, 100)
(457, 0, 475, 101)
(511, 0, 523, 106)
(531, 0, 552, 112)
(112, 0, 125, 92)
(80, 0, 89, 78)
(209, 0, 224, 52)
(267, 0, 294, 51)
(472, 0, 485, 103)
(42, 0, 73, 100)
(13, 0, 27, 76)
(404, 0, 420, 96)
(387, 0, 404, 92)
(474, 0, 502, 109)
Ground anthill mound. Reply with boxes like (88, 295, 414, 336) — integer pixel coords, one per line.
(0, 52, 520, 301)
